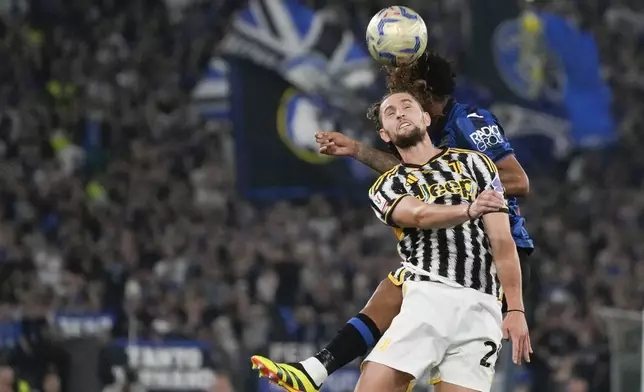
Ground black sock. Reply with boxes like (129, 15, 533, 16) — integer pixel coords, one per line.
(313, 313, 382, 375)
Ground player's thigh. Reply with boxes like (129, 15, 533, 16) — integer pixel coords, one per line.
(433, 297, 503, 392)
(360, 274, 404, 333)
(431, 338, 501, 392)
(364, 281, 450, 381)
(354, 361, 413, 392)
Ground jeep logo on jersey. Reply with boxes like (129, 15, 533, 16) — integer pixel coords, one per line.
(416, 178, 475, 202)
(470, 125, 502, 152)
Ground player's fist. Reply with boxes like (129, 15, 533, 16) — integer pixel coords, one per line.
(315, 132, 359, 157)
(468, 190, 505, 218)
(502, 311, 532, 365)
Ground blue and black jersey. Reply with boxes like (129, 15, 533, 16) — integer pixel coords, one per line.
(431, 99, 534, 251)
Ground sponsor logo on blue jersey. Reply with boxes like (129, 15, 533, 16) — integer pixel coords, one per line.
(434, 101, 534, 251)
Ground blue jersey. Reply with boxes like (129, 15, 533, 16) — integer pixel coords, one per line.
(431, 100, 534, 251)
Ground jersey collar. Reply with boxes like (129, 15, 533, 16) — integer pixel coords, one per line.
(402, 148, 450, 168)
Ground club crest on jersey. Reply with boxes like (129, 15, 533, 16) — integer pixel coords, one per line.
(415, 178, 475, 203)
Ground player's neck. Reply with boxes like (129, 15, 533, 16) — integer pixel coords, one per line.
(398, 138, 442, 166)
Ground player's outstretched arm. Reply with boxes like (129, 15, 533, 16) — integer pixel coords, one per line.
(482, 212, 532, 365)
(371, 173, 506, 229)
(390, 191, 506, 229)
(316, 131, 399, 174)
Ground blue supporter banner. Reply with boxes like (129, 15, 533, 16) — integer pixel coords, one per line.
(539, 12, 615, 147)
(0, 312, 114, 348)
(192, 58, 231, 120)
(195, 0, 384, 199)
(229, 56, 387, 200)
(55, 311, 114, 338)
(101, 339, 216, 392)
(0, 321, 21, 348)
(195, 0, 380, 122)
(465, 0, 615, 167)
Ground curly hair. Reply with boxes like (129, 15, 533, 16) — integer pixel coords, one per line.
(385, 49, 456, 107)
(365, 51, 454, 159)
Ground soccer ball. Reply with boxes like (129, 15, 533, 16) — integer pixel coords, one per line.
(366, 6, 428, 66)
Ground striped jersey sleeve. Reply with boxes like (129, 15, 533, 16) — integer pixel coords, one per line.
(468, 151, 509, 214)
(368, 166, 408, 227)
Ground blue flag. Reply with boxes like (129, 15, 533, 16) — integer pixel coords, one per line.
(465, 0, 615, 167)
(540, 12, 615, 147)
(192, 58, 231, 120)
(209, 0, 384, 199)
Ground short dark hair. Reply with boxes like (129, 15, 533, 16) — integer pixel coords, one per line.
(385, 49, 456, 107)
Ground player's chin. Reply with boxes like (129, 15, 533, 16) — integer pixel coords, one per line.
(397, 125, 420, 137)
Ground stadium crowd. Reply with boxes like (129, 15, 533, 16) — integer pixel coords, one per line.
(0, 0, 643, 392)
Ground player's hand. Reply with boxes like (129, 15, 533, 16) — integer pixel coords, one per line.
(468, 190, 506, 218)
(502, 311, 532, 365)
(315, 131, 359, 157)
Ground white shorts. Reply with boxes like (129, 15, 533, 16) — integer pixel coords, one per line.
(364, 280, 503, 392)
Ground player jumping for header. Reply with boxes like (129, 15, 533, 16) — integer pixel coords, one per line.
(251, 50, 534, 392)
(358, 90, 530, 392)
(256, 90, 531, 391)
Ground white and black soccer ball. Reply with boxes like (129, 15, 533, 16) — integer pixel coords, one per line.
(366, 6, 428, 66)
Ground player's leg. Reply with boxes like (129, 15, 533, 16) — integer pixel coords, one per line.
(308, 274, 403, 378)
(251, 274, 404, 391)
(432, 289, 503, 392)
(359, 281, 450, 392)
(433, 381, 482, 392)
(354, 362, 413, 392)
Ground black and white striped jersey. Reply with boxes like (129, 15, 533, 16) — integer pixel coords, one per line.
(368, 148, 508, 298)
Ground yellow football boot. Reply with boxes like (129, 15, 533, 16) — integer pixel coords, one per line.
(251, 355, 320, 392)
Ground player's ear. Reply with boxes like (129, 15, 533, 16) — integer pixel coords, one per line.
(422, 111, 431, 127)
(379, 128, 390, 143)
